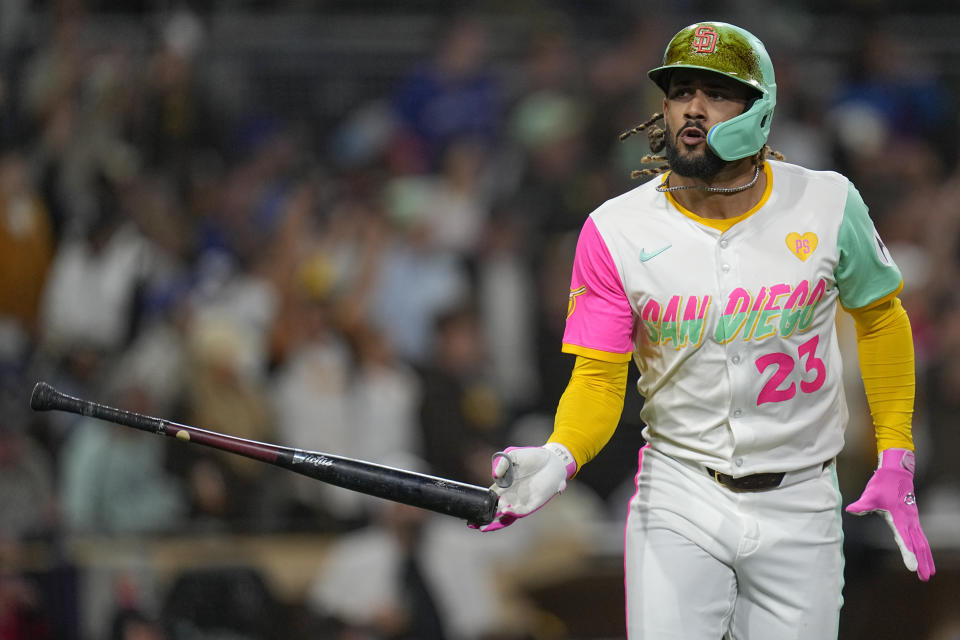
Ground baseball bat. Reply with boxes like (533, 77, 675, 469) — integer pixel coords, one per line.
(30, 381, 499, 526)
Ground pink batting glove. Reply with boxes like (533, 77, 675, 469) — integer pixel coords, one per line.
(472, 443, 577, 533)
(846, 448, 935, 582)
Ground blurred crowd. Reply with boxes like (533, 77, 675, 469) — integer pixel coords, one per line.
(1, 2, 960, 639)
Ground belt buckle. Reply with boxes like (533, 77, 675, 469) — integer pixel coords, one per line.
(712, 469, 732, 489)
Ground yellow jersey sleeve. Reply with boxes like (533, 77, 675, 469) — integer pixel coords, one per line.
(547, 355, 629, 470)
(845, 296, 915, 453)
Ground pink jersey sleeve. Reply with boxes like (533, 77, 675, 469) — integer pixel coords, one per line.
(562, 217, 634, 361)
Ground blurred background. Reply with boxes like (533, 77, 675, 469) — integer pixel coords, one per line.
(1, 0, 959, 638)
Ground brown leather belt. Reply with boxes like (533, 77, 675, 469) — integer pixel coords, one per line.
(707, 459, 833, 492)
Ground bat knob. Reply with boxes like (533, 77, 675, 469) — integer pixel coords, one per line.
(492, 451, 515, 488)
(30, 381, 56, 412)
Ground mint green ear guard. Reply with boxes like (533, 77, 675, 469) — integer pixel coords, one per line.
(707, 90, 776, 161)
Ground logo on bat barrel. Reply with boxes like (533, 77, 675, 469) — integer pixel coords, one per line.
(293, 452, 334, 467)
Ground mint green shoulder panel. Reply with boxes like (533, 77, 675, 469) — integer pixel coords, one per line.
(835, 181, 902, 309)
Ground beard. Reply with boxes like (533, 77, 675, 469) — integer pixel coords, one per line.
(664, 121, 727, 179)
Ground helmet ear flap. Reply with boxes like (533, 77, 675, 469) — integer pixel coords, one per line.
(706, 94, 776, 160)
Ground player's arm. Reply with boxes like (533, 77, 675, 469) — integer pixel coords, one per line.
(476, 216, 634, 532)
(548, 213, 634, 471)
(845, 296, 934, 581)
(548, 353, 629, 471)
(836, 180, 934, 581)
(845, 293, 914, 454)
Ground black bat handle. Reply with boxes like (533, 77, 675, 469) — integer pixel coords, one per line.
(31, 381, 165, 433)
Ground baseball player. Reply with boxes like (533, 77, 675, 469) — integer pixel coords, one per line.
(477, 21, 935, 639)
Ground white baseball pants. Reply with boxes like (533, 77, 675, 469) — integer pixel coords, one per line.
(624, 446, 844, 639)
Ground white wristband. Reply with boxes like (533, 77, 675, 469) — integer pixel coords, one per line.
(544, 442, 577, 478)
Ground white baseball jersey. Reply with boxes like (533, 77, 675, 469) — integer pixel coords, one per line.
(562, 160, 902, 476)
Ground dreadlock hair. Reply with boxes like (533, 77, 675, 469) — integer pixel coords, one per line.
(619, 112, 785, 180)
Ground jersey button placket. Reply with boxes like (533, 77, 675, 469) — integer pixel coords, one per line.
(718, 236, 732, 275)
(718, 234, 746, 465)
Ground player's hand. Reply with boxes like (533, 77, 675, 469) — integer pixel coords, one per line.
(473, 443, 577, 532)
(846, 448, 935, 581)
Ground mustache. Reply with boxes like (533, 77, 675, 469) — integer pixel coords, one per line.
(675, 121, 709, 140)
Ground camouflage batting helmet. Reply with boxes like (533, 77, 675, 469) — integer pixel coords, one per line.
(648, 22, 777, 161)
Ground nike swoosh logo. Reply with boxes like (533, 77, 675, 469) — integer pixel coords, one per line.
(639, 244, 672, 262)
